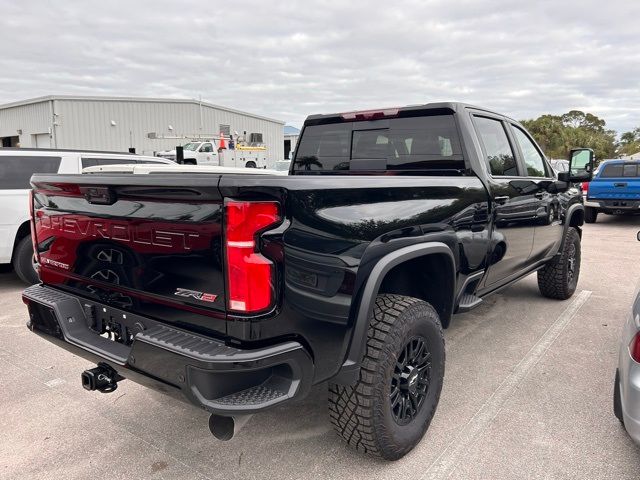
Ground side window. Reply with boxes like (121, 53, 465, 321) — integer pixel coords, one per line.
(474, 117, 518, 176)
(512, 126, 547, 177)
(601, 164, 622, 177)
(623, 164, 639, 177)
(201, 143, 213, 153)
(81, 158, 99, 168)
(82, 158, 138, 168)
(0, 156, 61, 189)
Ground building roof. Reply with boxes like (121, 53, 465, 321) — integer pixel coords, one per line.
(0, 95, 284, 125)
(620, 152, 640, 160)
(283, 125, 300, 135)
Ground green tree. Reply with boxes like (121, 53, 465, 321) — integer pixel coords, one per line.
(618, 128, 640, 156)
(521, 110, 616, 162)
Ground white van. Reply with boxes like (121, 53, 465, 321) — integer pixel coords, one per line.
(0, 148, 174, 284)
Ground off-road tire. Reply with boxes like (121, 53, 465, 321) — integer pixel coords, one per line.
(585, 207, 598, 224)
(537, 227, 581, 300)
(328, 294, 445, 460)
(13, 236, 39, 285)
(614, 369, 624, 424)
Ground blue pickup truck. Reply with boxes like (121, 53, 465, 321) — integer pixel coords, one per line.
(584, 159, 640, 223)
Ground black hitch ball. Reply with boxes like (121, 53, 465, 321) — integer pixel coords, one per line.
(81, 363, 121, 393)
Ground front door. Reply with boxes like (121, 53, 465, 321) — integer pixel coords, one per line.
(472, 115, 538, 287)
(509, 124, 563, 262)
(199, 143, 215, 164)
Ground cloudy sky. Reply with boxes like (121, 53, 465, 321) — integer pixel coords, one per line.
(1, 0, 639, 133)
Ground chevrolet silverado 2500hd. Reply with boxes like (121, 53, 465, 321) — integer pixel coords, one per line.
(23, 103, 594, 460)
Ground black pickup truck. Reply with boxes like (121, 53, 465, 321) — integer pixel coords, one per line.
(23, 102, 594, 460)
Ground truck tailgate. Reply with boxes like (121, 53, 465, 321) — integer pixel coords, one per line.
(31, 174, 228, 335)
(588, 178, 640, 200)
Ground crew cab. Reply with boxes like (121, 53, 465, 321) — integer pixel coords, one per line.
(0, 148, 174, 284)
(22, 103, 593, 460)
(584, 159, 640, 223)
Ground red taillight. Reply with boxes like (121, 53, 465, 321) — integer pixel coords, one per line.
(581, 182, 589, 193)
(225, 200, 280, 313)
(341, 108, 399, 121)
(630, 332, 640, 363)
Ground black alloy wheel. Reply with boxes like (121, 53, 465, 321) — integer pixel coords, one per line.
(391, 336, 431, 425)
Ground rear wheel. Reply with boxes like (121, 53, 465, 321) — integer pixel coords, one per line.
(538, 227, 581, 300)
(585, 206, 598, 223)
(328, 294, 445, 460)
(245, 161, 257, 168)
(13, 236, 39, 285)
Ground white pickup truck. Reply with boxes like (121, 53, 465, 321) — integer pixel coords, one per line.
(156, 141, 268, 168)
(0, 148, 173, 284)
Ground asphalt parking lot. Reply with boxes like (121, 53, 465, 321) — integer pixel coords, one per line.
(1, 216, 640, 480)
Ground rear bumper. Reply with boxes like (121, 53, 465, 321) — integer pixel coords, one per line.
(23, 284, 314, 415)
(585, 199, 640, 212)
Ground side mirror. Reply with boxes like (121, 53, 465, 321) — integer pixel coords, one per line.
(568, 148, 594, 182)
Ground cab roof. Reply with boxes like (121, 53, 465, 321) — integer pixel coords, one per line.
(304, 102, 515, 126)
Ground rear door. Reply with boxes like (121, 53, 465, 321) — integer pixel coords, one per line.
(472, 115, 537, 287)
(508, 124, 563, 261)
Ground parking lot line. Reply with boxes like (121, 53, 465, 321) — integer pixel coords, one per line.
(422, 289, 592, 480)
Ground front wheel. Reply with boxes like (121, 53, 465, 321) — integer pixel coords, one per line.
(585, 206, 598, 223)
(537, 227, 581, 300)
(328, 294, 445, 460)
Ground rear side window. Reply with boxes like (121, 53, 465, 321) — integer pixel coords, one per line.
(601, 163, 639, 178)
(137, 159, 165, 164)
(0, 155, 61, 189)
(82, 157, 138, 168)
(473, 117, 518, 176)
(293, 115, 464, 173)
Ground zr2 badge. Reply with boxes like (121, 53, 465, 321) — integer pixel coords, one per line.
(174, 288, 218, 303)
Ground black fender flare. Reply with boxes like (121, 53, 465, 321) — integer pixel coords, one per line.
(558, 203, 584, 253)
(334, 242, 455, 384)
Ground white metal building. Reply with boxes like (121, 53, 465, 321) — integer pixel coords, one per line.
(0, 95, 285, 166)
(283, 125, 300, 160)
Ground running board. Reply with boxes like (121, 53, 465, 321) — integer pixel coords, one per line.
(457, 293, 483, 313)
(455, 270, 485, 313)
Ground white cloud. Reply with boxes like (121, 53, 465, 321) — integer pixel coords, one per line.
(0, 0, 639, 132)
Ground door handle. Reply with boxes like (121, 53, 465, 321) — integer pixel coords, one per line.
(494, 196, 509, 205)
(614, 182, 627, 187)
(534, 192, 545, 199)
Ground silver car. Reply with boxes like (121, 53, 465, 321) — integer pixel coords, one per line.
(614, 284, 640, 443)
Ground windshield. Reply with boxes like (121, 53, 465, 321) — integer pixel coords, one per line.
(183, 142, 201, 151)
